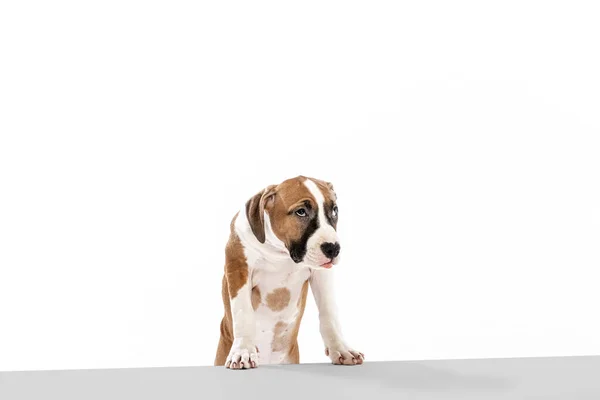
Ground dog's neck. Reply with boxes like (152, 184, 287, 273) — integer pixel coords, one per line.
(235, 206, 300, 270)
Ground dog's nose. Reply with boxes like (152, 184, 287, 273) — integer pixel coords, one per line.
(320, 242, 340, 259)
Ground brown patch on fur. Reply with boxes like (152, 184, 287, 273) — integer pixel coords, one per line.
(311, 178, 337, 204)
(251, 287, 261, 311)
(310, 178, 338, 230)
(214, 275, 233, 366)
(287, 279, 310, 363)
(215, 212, 248, 366)
(271, 321, 290, 352)
(230, 211, 239, 231)
(264, 176, 317, 248)
(224, 214, 248, 299)
(297, 279, 309, 308)
(266, 287, 291, 311)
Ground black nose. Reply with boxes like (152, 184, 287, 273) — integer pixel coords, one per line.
(320, 242, 340, 259)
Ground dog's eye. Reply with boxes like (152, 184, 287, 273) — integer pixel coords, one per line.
(332, 205, 338, 218)
(295, 208, 307, 217)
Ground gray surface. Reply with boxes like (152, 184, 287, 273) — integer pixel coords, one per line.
(1, 356, 599, 399)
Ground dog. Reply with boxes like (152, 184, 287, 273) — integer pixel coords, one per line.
(214, 175, 364, 369)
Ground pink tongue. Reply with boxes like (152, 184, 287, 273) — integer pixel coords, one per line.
(322, 262, 333, 269)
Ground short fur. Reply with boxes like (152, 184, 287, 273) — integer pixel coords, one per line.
(215, 176, 363, 368)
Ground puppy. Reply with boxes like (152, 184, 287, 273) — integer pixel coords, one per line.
(214, 176, 363, 369)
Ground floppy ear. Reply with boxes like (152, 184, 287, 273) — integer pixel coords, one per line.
(245, 184, 277, 244)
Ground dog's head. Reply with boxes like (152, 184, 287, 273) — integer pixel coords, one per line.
(245, 176, 340, 269)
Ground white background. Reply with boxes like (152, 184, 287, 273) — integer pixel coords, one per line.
(1, 1, 599, 372)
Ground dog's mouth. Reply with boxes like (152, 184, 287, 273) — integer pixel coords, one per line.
(304, 249, 339, 269)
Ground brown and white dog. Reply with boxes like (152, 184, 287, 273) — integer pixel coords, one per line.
(214, 175, 364, 369)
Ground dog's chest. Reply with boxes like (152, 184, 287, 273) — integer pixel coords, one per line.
(250, 265, 311, 363)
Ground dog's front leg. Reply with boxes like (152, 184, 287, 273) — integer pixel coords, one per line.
(225, 268, 258, 369)
(310, 268, 364, 365)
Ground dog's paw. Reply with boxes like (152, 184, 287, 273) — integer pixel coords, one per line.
(225, 339, 259, 370)
(325, 343, 364, 366)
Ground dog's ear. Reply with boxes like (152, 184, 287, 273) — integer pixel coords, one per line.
(245, 184, 277, 244)
(325, 181, 337, 200)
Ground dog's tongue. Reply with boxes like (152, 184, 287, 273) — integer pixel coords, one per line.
(322, 262, 333, 269)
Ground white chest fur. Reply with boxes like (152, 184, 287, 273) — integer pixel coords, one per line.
(251, 262, 311, 364)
